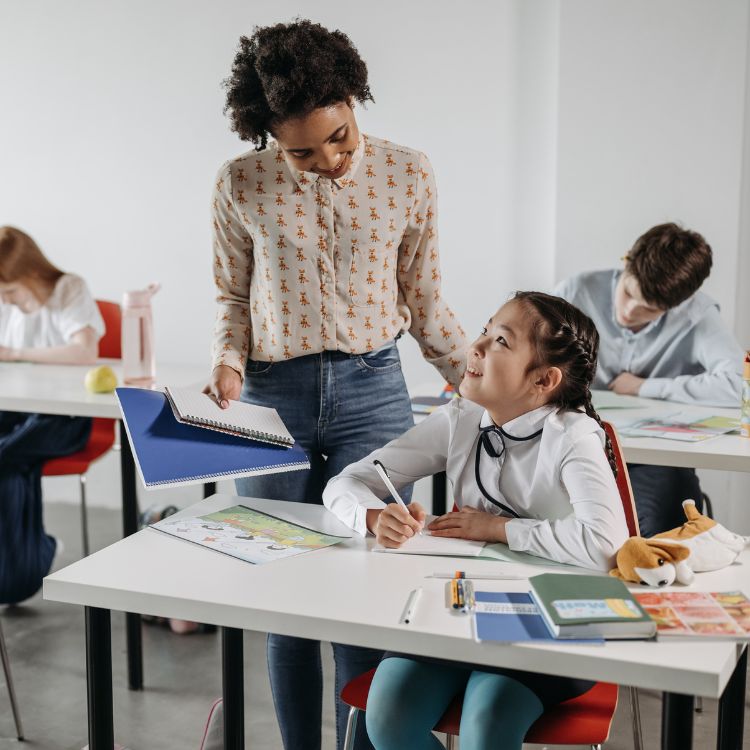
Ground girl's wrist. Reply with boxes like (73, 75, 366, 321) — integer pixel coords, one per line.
(492, 515, 510, 543)
(365, 508, 382, 535)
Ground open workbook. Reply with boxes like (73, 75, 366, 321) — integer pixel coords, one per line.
(373, 520, 568, 566)
(165, 386, 294, 446)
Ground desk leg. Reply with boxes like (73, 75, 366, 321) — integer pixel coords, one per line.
(661, 692, 693, 750)
(204, 482, 217, 498)
(222, 627, 245, 750)
(431, 471, 447, 516)
(119, 420, 143, 691)
(716, 647, 747, 750)
(86, 607, 114, 750)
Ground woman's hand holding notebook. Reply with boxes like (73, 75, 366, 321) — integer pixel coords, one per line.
(164, 386, 294, 447)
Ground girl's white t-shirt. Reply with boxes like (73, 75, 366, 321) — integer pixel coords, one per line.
(0, 274, 105, 349)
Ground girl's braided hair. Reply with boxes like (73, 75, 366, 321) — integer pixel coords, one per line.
(513, 291, 617, 477)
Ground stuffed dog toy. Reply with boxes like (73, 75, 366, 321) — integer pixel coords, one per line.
(610, 499, 750, 586)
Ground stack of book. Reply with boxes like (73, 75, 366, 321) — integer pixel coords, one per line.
(474, 573, 655, 643)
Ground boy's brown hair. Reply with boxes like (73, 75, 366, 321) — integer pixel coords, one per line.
(625, 223, 712, 310)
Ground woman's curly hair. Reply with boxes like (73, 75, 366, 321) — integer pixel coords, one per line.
(223, 20, 374, 150)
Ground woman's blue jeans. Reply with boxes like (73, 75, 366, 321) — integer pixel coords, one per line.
(236, 342, 414, 750)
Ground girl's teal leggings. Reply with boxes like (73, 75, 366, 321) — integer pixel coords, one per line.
(365, 657, 544, 750)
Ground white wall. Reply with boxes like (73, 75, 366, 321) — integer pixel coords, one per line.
(1, 1, 749, 526)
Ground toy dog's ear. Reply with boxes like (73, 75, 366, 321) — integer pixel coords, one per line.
(644, 539, 691, 563)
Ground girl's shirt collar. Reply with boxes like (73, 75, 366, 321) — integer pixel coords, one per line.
(479, 403, 556, 440)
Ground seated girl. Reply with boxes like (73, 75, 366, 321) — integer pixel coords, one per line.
(322, 291, 629, 750)
(0, 226, 104, 603)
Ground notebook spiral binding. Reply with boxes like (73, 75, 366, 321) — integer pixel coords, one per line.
(164, 390, 293, 447)
(146, 459, 309, 485)
(183, 414, 293, 446)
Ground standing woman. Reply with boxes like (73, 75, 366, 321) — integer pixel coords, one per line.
(205, 20, 467, 750)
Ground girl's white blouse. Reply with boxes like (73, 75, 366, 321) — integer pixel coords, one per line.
(0, 274, 104, 350)
(322, 399, 629, 571)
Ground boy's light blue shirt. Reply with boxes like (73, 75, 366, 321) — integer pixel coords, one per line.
(555, 269, 743, 407)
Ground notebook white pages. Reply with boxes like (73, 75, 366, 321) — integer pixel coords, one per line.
(373, 517, 487, 557)
(164, 387, 294, 447)
(374, 534, 486, 557)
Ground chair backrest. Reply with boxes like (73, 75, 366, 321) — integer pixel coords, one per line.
(602, 421, 640, 537)
(95, 300, 122, 359)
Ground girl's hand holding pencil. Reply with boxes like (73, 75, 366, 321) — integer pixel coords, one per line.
(370, 502, 427, 548)
(368, 459, 427, 548)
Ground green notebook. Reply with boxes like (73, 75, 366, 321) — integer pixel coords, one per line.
(529, 573, 656, 640)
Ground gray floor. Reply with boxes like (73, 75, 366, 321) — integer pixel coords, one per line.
(1, 504, 748, 750)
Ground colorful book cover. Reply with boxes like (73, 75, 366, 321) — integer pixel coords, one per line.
(634, 590, 750, 638)
(151, 504, 350, 565)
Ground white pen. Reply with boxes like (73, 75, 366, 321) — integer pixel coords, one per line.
(428, 572, 525, 580)
(373, 460, 423, 535)
(400, 587, 423, 624)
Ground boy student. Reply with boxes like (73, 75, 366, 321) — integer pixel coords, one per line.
(555, 222, 744, 537)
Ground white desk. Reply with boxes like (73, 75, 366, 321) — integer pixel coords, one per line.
(44, 494, 748, 750)
(1, 359, 209, 690)
(0, 361, 206, 417)
(592, 390, 750, 473)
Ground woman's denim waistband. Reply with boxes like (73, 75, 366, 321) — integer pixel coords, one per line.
(245, 339, 398, 370)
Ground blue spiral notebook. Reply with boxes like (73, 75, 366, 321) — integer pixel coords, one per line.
(115, 387, 310, 489)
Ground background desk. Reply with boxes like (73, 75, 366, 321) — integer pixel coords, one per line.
(592, 391, 750, 473)
(0, 360, 207, 690)
(414, 387, 750, 514)
(45, 494, 748, 750)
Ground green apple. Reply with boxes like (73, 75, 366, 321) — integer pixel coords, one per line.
(84, 365, 118, 393)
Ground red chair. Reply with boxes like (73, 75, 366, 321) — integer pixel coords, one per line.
(42, 300, 121, 557)
(341, 421, 643, 750)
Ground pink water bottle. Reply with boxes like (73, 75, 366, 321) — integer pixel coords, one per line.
(122, 283, 160, 386)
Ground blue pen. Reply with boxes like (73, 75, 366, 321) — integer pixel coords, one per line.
(456, 577, 465, 610)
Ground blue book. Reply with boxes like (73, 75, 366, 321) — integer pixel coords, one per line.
(473, 591, 603, 644)
(115, 387, 310, 489)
